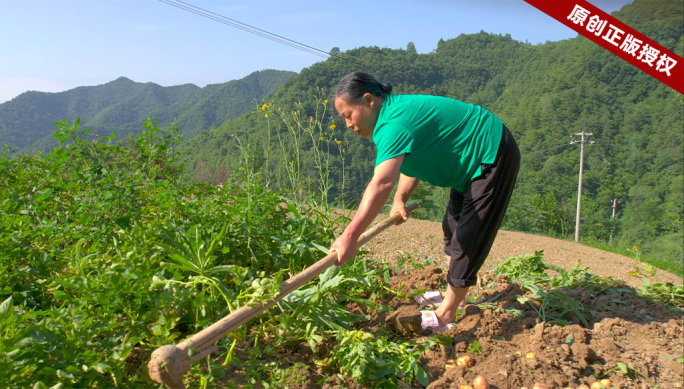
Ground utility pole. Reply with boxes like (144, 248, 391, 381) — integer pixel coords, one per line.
(572, 132, 593, 242)
(609, 198, 620, 245)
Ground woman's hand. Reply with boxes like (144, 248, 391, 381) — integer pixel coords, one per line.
(329, 232, 358, 266)
(390, 201, 409, 225)
(391, 174, 418, 225)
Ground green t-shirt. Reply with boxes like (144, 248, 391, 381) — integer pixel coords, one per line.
(373, 94, 503, 192)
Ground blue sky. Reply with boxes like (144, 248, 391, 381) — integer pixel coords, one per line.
(0, 0, 634, 103)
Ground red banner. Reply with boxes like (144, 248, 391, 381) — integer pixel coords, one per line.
(524, 0, 683, 95)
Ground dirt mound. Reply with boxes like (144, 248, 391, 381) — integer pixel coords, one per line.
(382, 266, 683, 388)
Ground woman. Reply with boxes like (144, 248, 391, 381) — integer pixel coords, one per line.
(328, 71, 520, 332)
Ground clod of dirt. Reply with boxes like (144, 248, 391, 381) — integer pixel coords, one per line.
(387, 304, 423, 336)
(457, 305, 483, 332)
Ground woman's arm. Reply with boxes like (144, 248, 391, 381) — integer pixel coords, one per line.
(391, 173, 420, 224)
(330, 154, 405, 265)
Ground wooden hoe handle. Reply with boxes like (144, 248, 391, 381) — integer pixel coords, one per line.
(148, 203, 419, 388)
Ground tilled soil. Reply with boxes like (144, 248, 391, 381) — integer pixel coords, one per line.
(375, 267, 684, 389)
(356, 219, 682, 388)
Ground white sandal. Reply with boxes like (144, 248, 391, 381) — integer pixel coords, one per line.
(420, 310, 456, 333)
(414, 291, 445, 307)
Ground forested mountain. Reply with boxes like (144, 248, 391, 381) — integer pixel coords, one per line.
(0, 69, 295, 153)
(182, 0, 683, 266)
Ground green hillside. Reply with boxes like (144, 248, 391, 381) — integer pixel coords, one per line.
(182, 0, 683, 268)
(0, 69, 295, 153)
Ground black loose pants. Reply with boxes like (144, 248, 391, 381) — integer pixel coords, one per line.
(442, 125, 520, 288)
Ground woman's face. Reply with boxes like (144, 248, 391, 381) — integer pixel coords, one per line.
(334, 94, 381, 138)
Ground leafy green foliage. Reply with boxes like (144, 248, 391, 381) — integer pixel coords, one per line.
(0, 119, 355, 387)
(518, 284, 590, 327)
(326, 330, 434, 387)
(496, 251, 683, 328)
(1, 113, 441, 387)
(637, 279, 684, 308)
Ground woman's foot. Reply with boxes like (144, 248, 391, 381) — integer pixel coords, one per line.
(414, 291, 445, 307)
(420, 310, 456, 333)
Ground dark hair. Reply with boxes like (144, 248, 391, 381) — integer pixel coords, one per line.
(334, 71, 393, 103)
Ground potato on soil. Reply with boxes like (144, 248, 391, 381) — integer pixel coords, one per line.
(473, 375, 489, 389)
(460, 386, 473, 389)
(457, 355, 473, 367)
(532, 384, 549, 389)
(445, 359, 457, 369)
(591, 381, 612, 389)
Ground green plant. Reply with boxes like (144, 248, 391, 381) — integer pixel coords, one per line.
(0, 117, 351, 387)
(468, 340, 482, 354)
(326, 330, 434, 387)
(496, 251, 551, 284)
(637, 279, 684, 308)
(603, 361, 656, 386)
(276, 263, 373, 346)
(517, 284, 589, 327)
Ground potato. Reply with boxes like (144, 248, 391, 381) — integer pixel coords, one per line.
(445, 359, 457, 369)
(577, 385, 590, 389)
(457, 355, 473, 367)
(532, 384, 549, 389)
(600, 379, 612, 388)
(526, 352, 536, 358)
(460, 386, 473, 389)
(473, 375, 489, 389)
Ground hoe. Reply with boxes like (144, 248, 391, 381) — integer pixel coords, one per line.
(148, 203, 419, 388)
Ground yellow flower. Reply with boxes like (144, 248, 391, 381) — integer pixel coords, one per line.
(336, 140, 342, 144)
(342, 148, 346, 152)
(261, 104, 269, 110)
(330, 124, 336, 130)
(324, 99, 329, 103)
(320, 137, 324, 140)
(264, 113, 268, 117)
(633, 245, 638, 250)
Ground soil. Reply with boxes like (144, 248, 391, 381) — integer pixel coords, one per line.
(222, 218, 683, 389)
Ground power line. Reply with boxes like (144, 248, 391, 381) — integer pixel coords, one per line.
(157, 0, 328, 58)
(157, 0, 368, 69)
